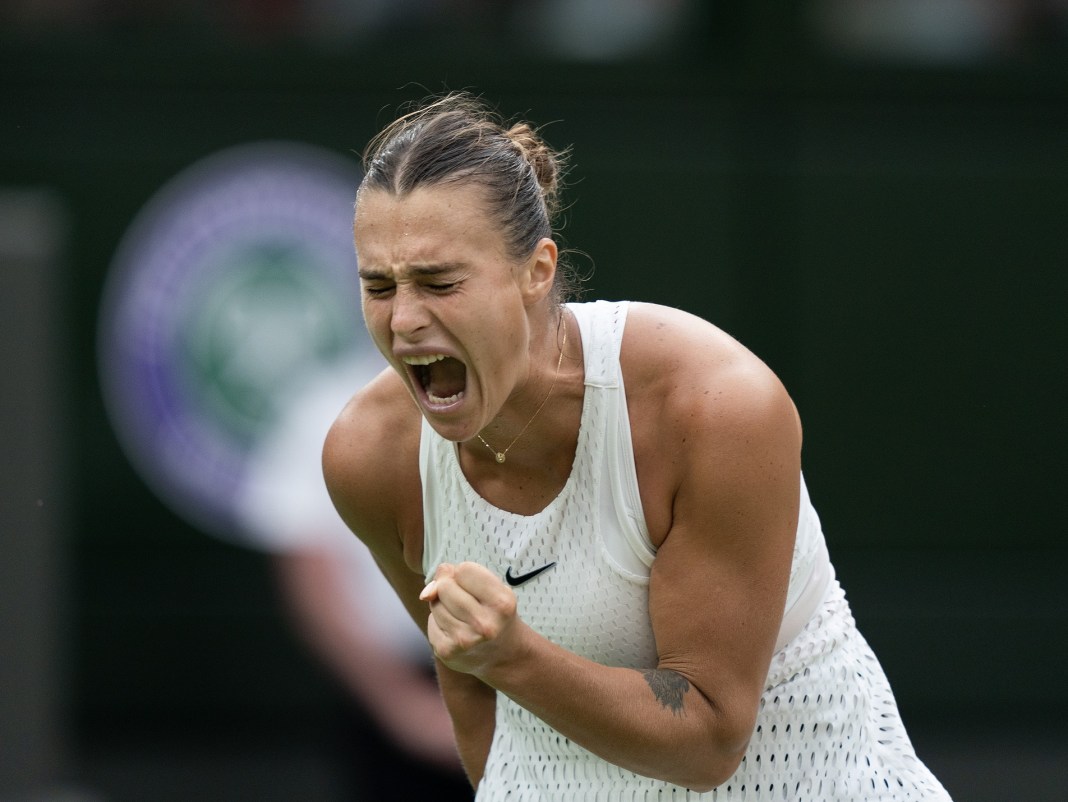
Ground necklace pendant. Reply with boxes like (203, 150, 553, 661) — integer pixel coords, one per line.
(495, 452, 506, 464)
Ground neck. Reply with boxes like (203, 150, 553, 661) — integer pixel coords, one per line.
(471, 307, 575, 466)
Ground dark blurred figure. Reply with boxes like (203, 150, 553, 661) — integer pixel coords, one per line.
(240, 357, 472, 801)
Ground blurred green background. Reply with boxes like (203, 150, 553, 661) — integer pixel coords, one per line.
(2, 3, 1067, 800)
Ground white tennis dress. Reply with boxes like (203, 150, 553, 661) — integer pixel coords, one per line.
(420, 301, 952, 801)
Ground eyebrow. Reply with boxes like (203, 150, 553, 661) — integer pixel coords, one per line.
(358, 263, 466, 281)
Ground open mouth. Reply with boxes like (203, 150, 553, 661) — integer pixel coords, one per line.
(403, 354, 467, 406)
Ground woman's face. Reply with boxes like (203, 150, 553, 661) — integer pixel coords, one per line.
(354, 182, 553, 443)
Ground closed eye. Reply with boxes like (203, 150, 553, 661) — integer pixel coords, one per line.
(362, 283, 394, 298)
(426, 281, 458, 293)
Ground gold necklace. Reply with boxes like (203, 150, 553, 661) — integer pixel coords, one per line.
(477, 314, 568, 464)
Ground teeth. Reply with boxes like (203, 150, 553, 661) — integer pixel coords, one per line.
(402, 354, 448, 366)
(427, 390, 464, 405)
(400, 353, 464, 406)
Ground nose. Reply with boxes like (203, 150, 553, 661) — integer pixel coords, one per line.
(389, 284, 429, 340)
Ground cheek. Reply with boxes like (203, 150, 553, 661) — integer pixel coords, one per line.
(360, 301, 390, 349)
(483, 313, 528, 373)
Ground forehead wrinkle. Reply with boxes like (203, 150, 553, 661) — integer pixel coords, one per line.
(358, 261, 467, 281)
(355, 184, 512, 274)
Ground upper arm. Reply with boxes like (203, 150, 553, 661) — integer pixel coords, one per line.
(321, 369, 431, 631)
(322, 369, 496, 786)
(626, 305, 801, 753)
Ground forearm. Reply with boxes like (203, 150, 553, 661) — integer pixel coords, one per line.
(423, 554, 771, 790)
(437, 660, 497, 789)
(482, 627, 751, 791)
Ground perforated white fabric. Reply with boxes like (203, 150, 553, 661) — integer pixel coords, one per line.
(420, 301, 951, 801)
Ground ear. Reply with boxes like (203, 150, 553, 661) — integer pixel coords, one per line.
(519, 237, 558, 306)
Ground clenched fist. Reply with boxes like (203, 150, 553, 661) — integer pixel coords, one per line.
(419, 561, 524, 678)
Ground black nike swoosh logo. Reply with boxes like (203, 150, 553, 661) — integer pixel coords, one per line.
(504, 562, 556, 587)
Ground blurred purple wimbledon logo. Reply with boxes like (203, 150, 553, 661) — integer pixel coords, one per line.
(98, 141, 368, 542)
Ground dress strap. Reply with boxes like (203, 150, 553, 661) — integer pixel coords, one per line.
(568, 300, 628, 388)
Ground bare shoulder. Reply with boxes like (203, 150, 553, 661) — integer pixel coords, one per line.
(620, 303, 802, 540)
(622, 302, 799, 433)
(322, 366, 424, 571)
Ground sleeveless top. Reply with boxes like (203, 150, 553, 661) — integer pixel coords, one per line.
(420, 301, 952, 801)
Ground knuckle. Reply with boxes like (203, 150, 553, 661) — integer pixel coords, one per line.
(490, 589, 517, 618)
(456, 629, 484, 652)
(502, 591, 517, 615)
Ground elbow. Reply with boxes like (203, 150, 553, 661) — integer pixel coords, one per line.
(665, 710, 753, 792)
(670, 751, 746, 794)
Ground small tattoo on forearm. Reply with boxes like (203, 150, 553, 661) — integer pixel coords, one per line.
(640, 669, 689, 716)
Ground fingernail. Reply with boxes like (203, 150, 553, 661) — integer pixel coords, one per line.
(419, 580, 437, 601)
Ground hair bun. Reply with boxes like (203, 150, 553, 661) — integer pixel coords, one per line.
(506, 122, 560, 212)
